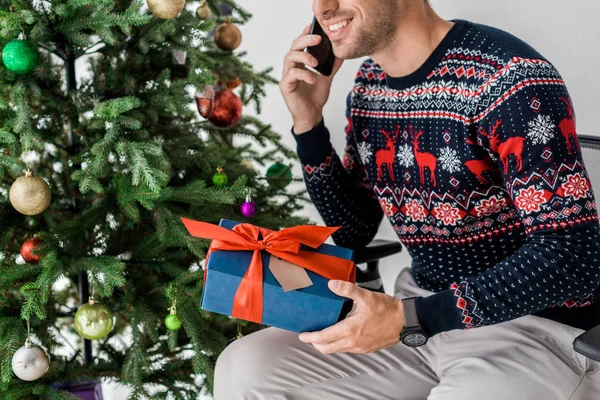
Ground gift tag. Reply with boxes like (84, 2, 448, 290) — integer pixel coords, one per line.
(269, 257, 313, 292)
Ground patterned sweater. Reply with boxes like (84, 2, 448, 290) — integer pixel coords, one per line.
(292, 20, 600, 337)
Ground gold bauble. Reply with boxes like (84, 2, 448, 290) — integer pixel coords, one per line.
(196, 2, 211, 20)
(9, 171, 51, 216)
(147, 0, 186, 19)
(215, 18, 242, 51)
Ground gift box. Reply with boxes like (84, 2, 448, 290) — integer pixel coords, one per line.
(181, 218, 356, 333)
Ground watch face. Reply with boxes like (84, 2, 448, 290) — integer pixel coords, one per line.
(403, 332, 427, 347)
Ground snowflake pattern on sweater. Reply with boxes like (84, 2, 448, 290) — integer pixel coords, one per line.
(293, 20, 600, 336)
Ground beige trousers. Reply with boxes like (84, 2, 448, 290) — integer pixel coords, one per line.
(214, 268, 600, 399)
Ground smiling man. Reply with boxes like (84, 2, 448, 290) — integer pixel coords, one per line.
(213, 1, 600, 399)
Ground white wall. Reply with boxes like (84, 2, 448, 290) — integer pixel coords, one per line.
(237, 0, 600, 293)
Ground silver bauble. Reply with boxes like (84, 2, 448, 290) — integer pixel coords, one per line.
(11, 341, 50, 381)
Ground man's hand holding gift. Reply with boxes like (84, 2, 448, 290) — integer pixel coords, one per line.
(299, 280, 405, 354)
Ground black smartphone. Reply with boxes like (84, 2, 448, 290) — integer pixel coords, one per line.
(305, 16, 335, 76)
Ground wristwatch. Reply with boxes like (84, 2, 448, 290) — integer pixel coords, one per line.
(400, 297, 428, 347)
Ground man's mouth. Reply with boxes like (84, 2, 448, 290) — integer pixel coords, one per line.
(326, 18, 353, 40)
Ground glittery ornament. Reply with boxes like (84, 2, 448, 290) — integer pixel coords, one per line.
(147, 0, 185, 19)
(11, 339, 50, 381)
(74, 298, 114, 340)
(214, 17, 242, 51)
(165, 314, 182, 330)
(266, 162, 293, 189)
(9, 171, 52, 216)
(212, 166, 228, 187)
(208, 89, 242, 128)
(240, 190, 257, 218)
(196, 1, 211, 20)
(21, 237, 42, 264)
(2, 39, 39, 75)
(195, 85, 216, 119)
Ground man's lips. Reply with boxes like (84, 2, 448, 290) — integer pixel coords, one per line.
(325, 18, 353, 41)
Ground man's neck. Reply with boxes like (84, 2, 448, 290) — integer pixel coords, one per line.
(370, 7, 454, 79)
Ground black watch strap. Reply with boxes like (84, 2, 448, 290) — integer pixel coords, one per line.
(402, 297, 419, 327)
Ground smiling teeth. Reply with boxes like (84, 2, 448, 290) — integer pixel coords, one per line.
(329, 19, 350, 32)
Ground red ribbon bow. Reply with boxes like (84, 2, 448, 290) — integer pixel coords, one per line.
(181, 218, 356, 324)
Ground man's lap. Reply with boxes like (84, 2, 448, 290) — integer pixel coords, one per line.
(213, 269, 600, 399)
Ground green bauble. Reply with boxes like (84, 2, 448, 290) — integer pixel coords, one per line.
(2, 40, 39, 75)
(266, 162, 293, 189)
(165, 313, 183, 330)
(74, 301, 114, 340)
(212, 167, 228, 187)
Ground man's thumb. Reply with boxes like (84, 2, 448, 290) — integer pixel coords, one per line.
(328, 280, 359, 300)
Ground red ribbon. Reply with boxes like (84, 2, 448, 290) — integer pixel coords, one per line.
(181, 218, 356, 324)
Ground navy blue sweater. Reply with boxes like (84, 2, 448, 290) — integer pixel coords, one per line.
(293, 20, 600, 336)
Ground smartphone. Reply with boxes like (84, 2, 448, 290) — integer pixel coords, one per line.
(305, 16, 335, 76)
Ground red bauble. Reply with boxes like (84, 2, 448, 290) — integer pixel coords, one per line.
(208, 89, 242, 128)
(21, 237, 42, 263)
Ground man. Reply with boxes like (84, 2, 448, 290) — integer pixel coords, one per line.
(214, 1, 600, 398)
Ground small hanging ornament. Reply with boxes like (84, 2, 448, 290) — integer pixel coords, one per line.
(21, 237, 42, 264)
(212, 166, 228, 187)
(10, 170, 52, 216)
(147, 0, 185, 19)
(195, 85, 216, 119)
(208, 88, 242, 128)
(74, 296, 114, 340)
(240, 188, 258, 218)
(214, 17, 242, 51)
(171, 49, 187, 66)
(12, 320, 50, 381)
(1, 33, 39, 75)
(196, 0, 211, 20)
(165, 302, 183, 331)
(266, 162, 293, 189)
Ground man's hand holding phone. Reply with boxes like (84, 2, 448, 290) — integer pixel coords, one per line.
(280, 22, 344, 135)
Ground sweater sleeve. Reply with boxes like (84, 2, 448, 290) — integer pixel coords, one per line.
(414, 58, 600, 337)
(292, 90, 384, 249)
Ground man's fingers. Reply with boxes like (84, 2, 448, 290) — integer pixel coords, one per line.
(328, 280, 368, 302)
(279, 68, 317, 92)
(289, 34, 321, 56)
(299, 318, 353, 344)
(283, 51, 318, 77)
(312, 338, 358, 355)
(303, 23, 312, 34)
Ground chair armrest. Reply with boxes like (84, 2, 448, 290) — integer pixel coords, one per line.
(354, 239, 403, 265)
(573, 324, 600, 361)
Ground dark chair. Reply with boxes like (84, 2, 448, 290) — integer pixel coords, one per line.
(354, 239, 403, 293)
(572, 135, 600, 361)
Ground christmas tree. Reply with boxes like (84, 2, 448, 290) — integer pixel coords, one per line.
(0, 0, 309, 398)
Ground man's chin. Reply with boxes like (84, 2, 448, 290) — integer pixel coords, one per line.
(334, 48, 368, 60)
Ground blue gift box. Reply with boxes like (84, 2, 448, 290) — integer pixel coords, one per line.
(201, 219, 355, 333)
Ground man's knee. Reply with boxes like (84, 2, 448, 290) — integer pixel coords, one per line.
(214, 328, 297, 400)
